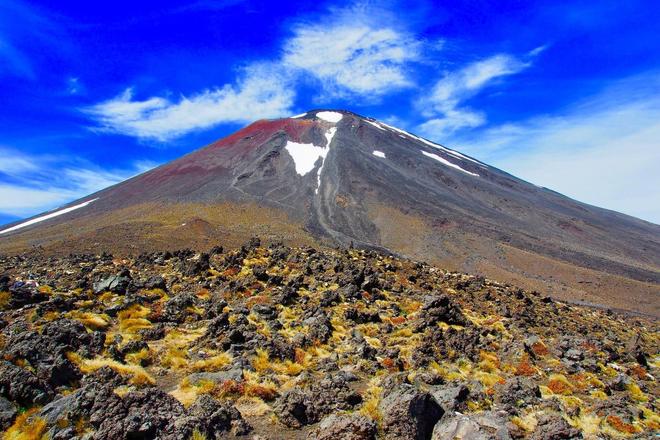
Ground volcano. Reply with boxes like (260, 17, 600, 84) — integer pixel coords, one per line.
(1, 110, 658, 314)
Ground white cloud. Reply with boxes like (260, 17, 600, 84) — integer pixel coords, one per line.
(418, 54, 530, 136)
(0, 185, 74, 215)
(0, 147, 40, 174)
(418, 108, 485, 136)
(283, 10, 420, 98)
(86, 65, 294, 141)
(0, 148, 156, 218)
(448, 73, 660, 223)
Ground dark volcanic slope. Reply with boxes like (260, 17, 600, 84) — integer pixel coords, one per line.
(0, 110, 658, 314)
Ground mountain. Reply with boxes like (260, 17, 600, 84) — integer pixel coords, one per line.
(1, 110, 658, 315)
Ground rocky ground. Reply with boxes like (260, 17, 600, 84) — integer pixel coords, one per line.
(0, 238, 657, 439)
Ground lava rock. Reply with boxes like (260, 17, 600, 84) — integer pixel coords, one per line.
(0, 396, 17, 430)
(275, 373, 362, 428)
(308, 413, 377, 440)
(528, 415, 582, 440)
(432, 410, 512, 440)
(7, 282, 47, 308)
(174, 394, 251, 438)
(0, 360, 54, 406)
(144, 275, 167, 291)
(93, 273, 132, 294)
(379, 383, 443, 440)
(496, 378, 541, 412)
(416, 294, 468, 330)
(430, 383, 470, 413)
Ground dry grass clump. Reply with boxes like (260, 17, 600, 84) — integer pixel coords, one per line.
(38, 285, 53, 295)
(360, 381, 383, 423)
(141, 288, 168, 299)
(118, 304, 153, 336)
(3, 408, 48, 440)
(124, 347, 152, 366)
(190, 429, 207, 440)
(67, 352, 155, 386)
(170, 377, 216, 406)
(252, 348, 303, 376)
(0, 291, 10, 310)
(156, 327, 206, 371)
(67, 311, 111, 331)
(191, 353, 232, 372)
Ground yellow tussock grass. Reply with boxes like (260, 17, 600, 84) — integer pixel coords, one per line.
(3, 408, 48, 440)
(67, 352, 155, 386)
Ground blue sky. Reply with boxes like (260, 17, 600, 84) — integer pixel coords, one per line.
(1, 0, 659, 225)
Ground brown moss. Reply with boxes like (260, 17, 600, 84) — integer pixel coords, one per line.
(515, 356, 536, 376)
(530, 341, 549, 356)
(606, 415, 637, 434)
(629, 365, 648, 380)
(547, 374, 573, 395)
(245, 383, 278, 401)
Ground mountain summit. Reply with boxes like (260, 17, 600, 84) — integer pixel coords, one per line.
(1, 110, 658, 314)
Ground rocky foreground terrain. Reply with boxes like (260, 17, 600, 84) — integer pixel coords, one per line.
(0, 239, 657, 439)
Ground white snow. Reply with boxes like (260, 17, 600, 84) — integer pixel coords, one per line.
(421, 151, 479, 177)
(285, 141, 327, 176)
(372, 150, 386, 158)
(291, 113, 307, 119)
(285, 125, 338, 194)
(365, 120, 386, 131)
(315, 127, 337, 194)
(316, 111, 343, 123)
(372, 120, 486, 168)
(0, 198, 99, 235)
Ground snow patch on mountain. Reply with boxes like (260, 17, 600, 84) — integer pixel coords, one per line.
(291, 113, 307, 119)
(285, 141, 326, 176)
(421, 151, 479, 177)
(373, 150, 386, 158)
(0, 198, 99, 235)
(316, 111, 343, 123)
(365, 120, 386, 131)
(315, 127, 337, 194)
(285, 125, 337, 194)
(366, 118, 486, 168)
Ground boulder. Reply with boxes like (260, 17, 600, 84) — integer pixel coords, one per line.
(430, 383, 470, 413)
(174, 394, 251, 438)
(528, 415, 582, 440)
(431, 411, 512, 440)
(0, 360, 54, 406)
(309, 413, 377, 440)
(93, 273, 131, 294)
(379, 384, 443, 440)
(275, 373, 362, 428)
(0, 396, 17, 431)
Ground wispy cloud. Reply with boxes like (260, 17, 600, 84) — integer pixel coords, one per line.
(0, 148, 156, 218)
(86, 3, 423, 140)
(85, 64, 295, 141)
(449, 72, 660, 223)
(283, 6, 421, 98)
(418, 54, 531, 136)
(0, 37, 34, 78)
